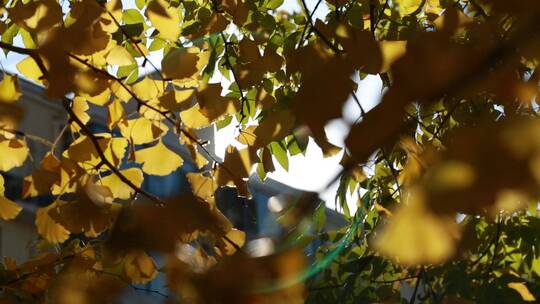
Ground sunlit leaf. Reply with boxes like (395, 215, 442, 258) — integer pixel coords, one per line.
(135, 140, 183, 176)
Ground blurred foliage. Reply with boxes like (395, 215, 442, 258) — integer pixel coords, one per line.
(0, 0, 537, 302)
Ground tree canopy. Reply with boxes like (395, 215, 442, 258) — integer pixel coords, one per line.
(0, 0, 539, 303)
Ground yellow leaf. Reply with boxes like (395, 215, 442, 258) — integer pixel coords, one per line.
(107, 99, 124, 129)
(507, 282, 536, 302)
(0, 174, 22, 220)
(106, 45, 135, 66)
(135, 140, 183, 176)
(236, 125, 257, 146)
(380, 40, 407, 72)
(49, 184, 120, 238)
(100, 168, 143, 200)
(0, 74, 22, 103)
(118, 117, 166, 145)
(425, 0, 443, 15)
(162, 47, 209, 80)
(187, 172, 217, 202)
(79, 88, 111, 106)
(197, 83, 239, 121)
(397, 0, 423, 16)
(146, 0, 181, 41)
(218, 229, 246, 255)
(72, 97, 91, 125)
(16, 57, 44, 83)
(216, 147, 259, 189)
(35, 202, 70, 244)
(132, 77, 165, 101)
(9, 0, 63, 32)
(110, 81, 132, 102)
(0, 138, 29, 171)
(158, 89, 194, 112)
(179, 103, 213, 129)
(65, 135, 127, 170)
(123, 250, 158, 285)
(374, 188, 460, 265)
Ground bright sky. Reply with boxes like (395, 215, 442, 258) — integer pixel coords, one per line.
(213, 0, 384, 212)
(0, 0, 384, 212)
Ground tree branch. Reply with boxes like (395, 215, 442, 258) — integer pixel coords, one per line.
(0, 127, 54, 148)
(0, 41, 48, 78)
(62, 98, 165, 205)
(299, 0, 342, 54)
(219, 32, 248, 123)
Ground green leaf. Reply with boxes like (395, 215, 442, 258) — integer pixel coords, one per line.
(123, 9, 145, 25)
(216, 115, 232, 130)
(19, 29, 36, 49)
(117, 64, 139, 84)
(269, 141, 289, 171)
(340, 256, 374, 274)
(135, 0, 147, 9)
(1, 23, 19, 55)
(121, 23, 144, 38)
(267, 0, 284, 10)
(314, 203, 327, 232)
(256, 163, 267, 181)
(286, 135, 303, 156)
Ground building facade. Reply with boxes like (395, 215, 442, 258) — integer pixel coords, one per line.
(1, 75, 345, 302)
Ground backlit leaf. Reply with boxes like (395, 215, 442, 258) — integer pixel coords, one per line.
(135, 140, 183, 176)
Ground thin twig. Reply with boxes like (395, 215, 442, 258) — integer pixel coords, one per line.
(297, 0, 324, 48)
(299, 0, 342, 54)
(0, 127, 53, 147)
(95, 270, 169, 298)
(409, 268, 424, 304)
(99, 3, 165, 81)
(371, 275, 419, 284)
(488, 215, 502, 273)
(62, 98, 165, 205)
(0, 41, 48, 78)
(219, 32, 248, 123)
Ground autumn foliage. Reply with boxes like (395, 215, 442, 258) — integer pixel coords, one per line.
(0, 0, 539, 303)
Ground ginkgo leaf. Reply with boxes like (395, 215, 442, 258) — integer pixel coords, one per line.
(374, 188, 460, 265)
(118, 117, 166, 145)
(9, 0, 63, 32)
(186, 172, 217, 202)
(217, 228, 246, 256)
(396, 0, 423, 16)
(179, 103, 213, 129)
(132, 77, 165, 101)
(107, 99, 124, 129)
(0, 74, 22, 103)
(106, 45, 135, 66)
(197, 83, 240, 121)
(162, 47, 209, 80)
(65, 135, 127, 170)
(72, 97, 91, 125)
(108, 194, 232, 252)
(380, 40, 407, 73)
(216, 147, 259, 193)
(158, 89, 193, 112)
(49, 187, 120, 238)
(146, 0, 181, 41)
(135, 140, 183, 176)
(0, 174, 22, 220)
(100, 168, 143, 200)
(16, 57, 44, 84)
(35, 203, 70, 244)
(123, 250, 158, 284)
(0, 137, 29, 171)
(507, 282, 536, 302)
